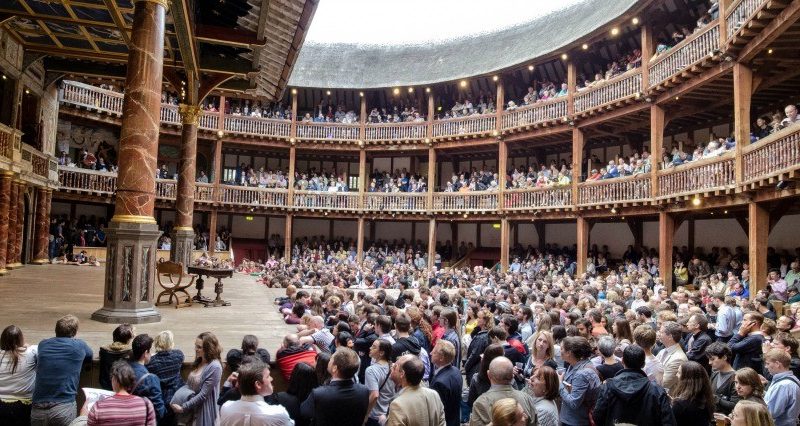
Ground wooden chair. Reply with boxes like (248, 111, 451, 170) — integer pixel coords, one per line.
(156, 261, 194, 308)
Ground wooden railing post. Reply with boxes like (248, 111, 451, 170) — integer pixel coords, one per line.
(427, 217, 436, 269)
(576, 216, 590, 276)
(567, 60, 577, 116)
(288, 145, 296, 207)
(357, 216, 365, 264)
(500, 217, 510, 271)
(427, 92, 435, 141)
(641, 24, 654, 89)
(733, 63, 752, 185)
(719, 0, 731, 45)
(290, 89, 298, 139)
(427, 147, 436, 211)
(358, 148, 366, 208)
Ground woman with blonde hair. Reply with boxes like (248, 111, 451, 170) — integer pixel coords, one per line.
(489, 398, 528, 426)
(523, 330, 557, 377)
(146, 330, 184, 425)
(714, 400, 775, 426)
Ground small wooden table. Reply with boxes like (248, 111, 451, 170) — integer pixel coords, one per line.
(187, 266, 234, 307)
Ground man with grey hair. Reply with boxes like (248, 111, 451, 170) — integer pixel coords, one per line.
(781, 104, 800, 127)
(469, 357, 537, 426)
(656, 321, 687, 393)
(298, 316, 334, 353)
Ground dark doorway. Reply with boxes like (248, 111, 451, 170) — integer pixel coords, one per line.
(0, 73, 15, 126)
(20, 88, 41, 150)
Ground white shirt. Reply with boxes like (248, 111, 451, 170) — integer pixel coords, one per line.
(219, 395, 294, 426)
(0, 345, 38, 399)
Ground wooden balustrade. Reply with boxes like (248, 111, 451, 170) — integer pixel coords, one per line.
(155, 179, 177, 199)
(363, 193, 427, 212)
(60, 80, 124, 115)
(574, 70, 642, 114)
(657, 154, 735, 198)
(219, 185, 288, 208)
(28, 149, 49, 178)
(224, 115, 291, 138)
(726, 0, 767, 39)
(0, 123, 15, 160)
(743, 125, 800, 185)
(432, 114, 496, 138)
(58, 167, 117, 195)
(293, 190, 361, 211)
(648, 23, 720, 87)
(501, 99, 568, 130)
(199, 113, 219, 131)
(195, 183, 215, 202)
(364, 123, 427, 142)
(160, 105, 180, 125)
(296, 123, 360, 141)
(578, 175, 651, 206)
(432, 192, 498, 212)
(503, 187, 573, 210)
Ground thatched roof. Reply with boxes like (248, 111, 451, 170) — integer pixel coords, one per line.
(288, 0, 639, 89)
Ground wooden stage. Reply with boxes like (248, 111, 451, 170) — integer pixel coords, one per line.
(0, 265, 296, 358)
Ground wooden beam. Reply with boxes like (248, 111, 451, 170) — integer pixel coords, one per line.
(0, 9, 118, 28)
(500, 218, 510, 271)
(576, 216, 590, 277)
(572, 128, 584, 203)
(101, 0, 131, 46)
(749, 202, 769, 299)
(428, 218, 436, 269)
(738, 0, 800, 63)
(650, 104, 665, 197)
(196, 24, 265, 47)
(733, 63, 752, 184)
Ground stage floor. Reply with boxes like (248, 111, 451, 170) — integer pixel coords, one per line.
(0, 265, 296, 358)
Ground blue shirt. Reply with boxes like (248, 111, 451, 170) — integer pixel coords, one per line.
(765, 371, 800, 426)
(32, 337, 92, 404)
(130, 361, 166, 419)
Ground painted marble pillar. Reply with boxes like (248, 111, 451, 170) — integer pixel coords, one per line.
(14, 181, 25, 265)
(0, 172, 13, 274)
(170, 104, 201, 270)
(6, 180, 18, 269)
(92, 0, 167, 324)
(32, 188, 52, 264)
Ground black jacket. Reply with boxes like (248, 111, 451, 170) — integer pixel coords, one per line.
(300, 379, 370, 426)
(463, 330, 489, 383)
(682, 331, 713, 372)
(593, 368, 676, 426)
(430, 365, 462, 426)
(354, 328, 377, 383)
(710, 370, 739, 415)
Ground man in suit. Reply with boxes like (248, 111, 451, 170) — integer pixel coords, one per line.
(656, 321, 688, 393)
(469, 357, 537, 426)
(387, 355, 445, 426)
(682, 313, 713, 373)
(300, 347, 369, 426)
(430, 340, 461, 426)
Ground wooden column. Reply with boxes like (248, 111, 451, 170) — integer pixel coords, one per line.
(358, 148, 366, 204)
(659, 212, 675, 292)
(498, 139, 507, 211)
(500, 218, 510, 271)
(427, 92, 435, 138)
(567, 61, 577, 116)
(208, 210, 218, 254)
(287, 145, 296, 207)
(32, 188, 52, 264)
(572, 128, 584, 204)
(749, 202, 769, 298)
(641, 24, 654, 89)
(172, 104, 202, 269)
(428, 218, 436, 269)
(284, 214, 293, 261)
(0, 171, 12, 274)
(290, 90, 298, 139)
(359, 95, 366, 143)
(212, 138, 223, 185)
(496, 78, 505, 130)
(719, 0, 732, 45)
(356, 217, 365, 263)
(650, 105, 665, 197)
(427, 147, 436, 209)
(5, 180, 18, 269)
(576, 216, 590, 276)
(733, 63, 752, 185)
(10, 181, 25, 267)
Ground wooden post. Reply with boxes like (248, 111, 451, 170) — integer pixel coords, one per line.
(358, 149, 366, 206)
(290, 90, 298, 139)
(288, 145, 296, 207)
(427, 147, 436, 210)
(498, 140, 507, 211)
(719, 0, 731, 46)
(733, 63, 752, 185)
(650, 105, 665, 197)
(567, 61, 577, 116)
(212, 138, 223, 186)
(576, 216, 590, 276)
(496, 78, 505, 131)
(500, 218, 510, 271)
(208, 210, 218, 255)
(359, 95, 366, 143)
(357, 217, 365, 263)
(749, 202, 769, 298)
(284, 214, 293, 261)
(427, 92, 435, 139)
(572, 128, 584, 204)
(427, 218, 436, 269)
(641, 24, 654, 89)
(659, 212, 675, 293)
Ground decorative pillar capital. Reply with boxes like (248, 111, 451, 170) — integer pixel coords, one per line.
(178, 104, 203, 126)
(133, 0, 170, 11)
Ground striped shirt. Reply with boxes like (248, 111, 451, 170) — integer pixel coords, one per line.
(87, 393, 155, 426)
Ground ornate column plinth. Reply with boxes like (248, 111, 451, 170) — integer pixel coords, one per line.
(170, 227, 194, 270)
(32, 188, 52, 264)
(91, 221, 162, 323)
(0, 172, 13, 274)
(93, 0, 167, 323)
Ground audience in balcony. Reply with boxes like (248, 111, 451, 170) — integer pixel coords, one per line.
(585, 151, 652, 181)
(367, 106, 426, 124)
(294, 171, 349, 192)
(225, 98, 292, 120)
(578, 49, 643, 90)
(226, 165, 289, 189)
(368, 169, 427, 193)
(507, 162, 573, 189)
(662, 135, 735, 169)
